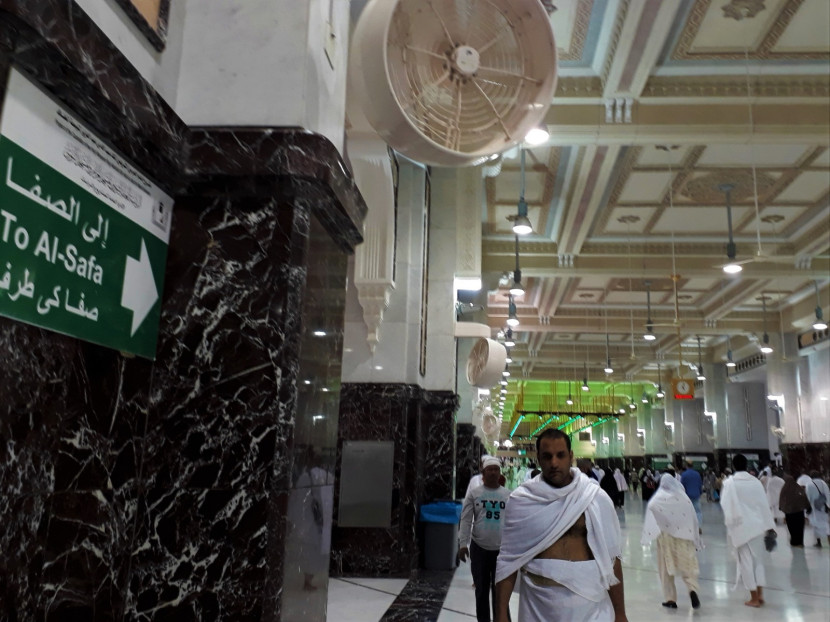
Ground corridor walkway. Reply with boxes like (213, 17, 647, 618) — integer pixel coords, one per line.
(327, 491, 830, 621)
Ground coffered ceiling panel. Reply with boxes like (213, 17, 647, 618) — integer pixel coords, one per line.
(463, 0, 829, 429)
(681, 277, 721, 290)
(636, 145, 690, 167)
(696, 144, 810, 167)
(604, 291, 649, 305)
(494, 169, 548, 204)
(774, 171, 830, 202)
(618, 171, 673, 203)
(602, 208, 658, 234)
(739, 206, 809, 234)
(687, 0, 786, 53)
(576, 276, 612, 289)
(771, 0, 830, 53)
(570, 288, 603, 303)
(652, 206, 752, 233)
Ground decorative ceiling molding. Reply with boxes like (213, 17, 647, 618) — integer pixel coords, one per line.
(601, 0, 631, 86)
(579, 241, 735, 255)
(483, 239, 560, 255)
(558, 0, 595, 61)
(556, 76, 605, 98)
(672, 0, 828, 60)
(721, 0, 768, 21)
(681, 169, 777, 202)
(642, 75, 830, 98)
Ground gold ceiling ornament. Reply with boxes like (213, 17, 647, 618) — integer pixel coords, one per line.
(722, 0, 766, 21)
(681, 169, 776, 203)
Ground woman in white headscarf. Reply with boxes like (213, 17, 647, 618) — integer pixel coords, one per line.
(642, 473, 702, 610)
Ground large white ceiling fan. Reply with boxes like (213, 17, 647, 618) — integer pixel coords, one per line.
(350, 0, 558, 166)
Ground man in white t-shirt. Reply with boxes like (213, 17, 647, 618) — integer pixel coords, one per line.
(459, 456, 512, 622)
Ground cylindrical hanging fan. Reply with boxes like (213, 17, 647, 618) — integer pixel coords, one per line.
(466, 337, 507, 388)
(351, 0, 558, 166)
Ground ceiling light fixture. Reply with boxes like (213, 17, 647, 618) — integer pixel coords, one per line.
(524, 122, 549, 146)
(504, 328, 516, 348)
(604, 313, 613, 374)
(644, 280, 656, 341)
(642, 391, 649, 404)
(760, 296, 774, 354)
(510, 234, 525, 296)
(512, 149, 533, 235)
(507, 294, 520, 327)
(720, 183, 743, 274)
(812, 281, 828, 331)
(726, 335, 736, 368)
(656, 363, 664, 398)
(696, 336, 706, 381)
(502, 365, 511, 377)
(581, 362, 589, 392)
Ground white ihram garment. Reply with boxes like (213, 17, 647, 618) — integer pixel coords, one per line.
(806, 478, 830, 539)
(721, 472, 775, 591)
(765, 475, 785, 522)
(496, 469, 621, 621)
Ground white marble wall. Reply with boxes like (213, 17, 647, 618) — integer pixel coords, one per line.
(802, 347, 830, 442)
(76, 0, 351, 152)
(74, 0, 186, 102)
(176, 0, 350, 150)
(342, 162, 427, 385)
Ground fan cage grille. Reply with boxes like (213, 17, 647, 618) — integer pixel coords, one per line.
(386, 0, 555, 157)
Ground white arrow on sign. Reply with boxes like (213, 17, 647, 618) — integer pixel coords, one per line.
(121, 238, 159, 336)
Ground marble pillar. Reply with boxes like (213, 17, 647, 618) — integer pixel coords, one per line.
(0, 3, 365, 620)
(455, 423, 482, 500)
(331, 384, 458, 577)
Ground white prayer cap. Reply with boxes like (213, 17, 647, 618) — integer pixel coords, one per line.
(482, 456, 501, 470)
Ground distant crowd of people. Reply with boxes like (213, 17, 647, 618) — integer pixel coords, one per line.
(457, 442, 830, 621)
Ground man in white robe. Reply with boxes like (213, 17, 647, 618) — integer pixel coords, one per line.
(721, 453, 775, 608)
(765, 470, 785, 524)
(805, 471, 830, 547)
(494, 429, 628, 622)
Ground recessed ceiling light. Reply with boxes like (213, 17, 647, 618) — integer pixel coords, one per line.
(313, 330, 326, 337)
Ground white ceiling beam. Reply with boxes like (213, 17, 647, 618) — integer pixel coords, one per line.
(602, 0, 683, 99)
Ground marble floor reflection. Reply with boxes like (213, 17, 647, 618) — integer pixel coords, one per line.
(327, 491, 830, 621)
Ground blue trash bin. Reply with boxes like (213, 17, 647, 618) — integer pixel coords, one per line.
(420, 501, 462, 570)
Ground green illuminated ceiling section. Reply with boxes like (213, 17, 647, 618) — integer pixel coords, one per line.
(498, 378, 658, 439)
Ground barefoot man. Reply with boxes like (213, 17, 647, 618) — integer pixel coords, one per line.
(494, 429, 628, 621)
(720, 453, 776, 608)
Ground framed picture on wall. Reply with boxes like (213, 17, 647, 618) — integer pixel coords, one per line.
(113, 0, 171, 52)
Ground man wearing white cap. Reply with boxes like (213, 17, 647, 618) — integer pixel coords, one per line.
(466, 454, 489, 497)
(458, 455, 511, 622)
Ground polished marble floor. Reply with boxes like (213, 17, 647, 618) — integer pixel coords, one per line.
(327, 492, 830, 621)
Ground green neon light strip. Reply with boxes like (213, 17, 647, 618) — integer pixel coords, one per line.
(509, 414, 525, 438)
(556, 416, 581, 430)
(568, 417, 614, 435)
(531, 415, 558, 436)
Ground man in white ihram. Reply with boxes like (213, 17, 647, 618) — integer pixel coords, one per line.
(494, 429, 628, 622)
(720, 453, 776, 608)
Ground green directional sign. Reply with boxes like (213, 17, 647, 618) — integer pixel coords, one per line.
(0, 68, 172, 359)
